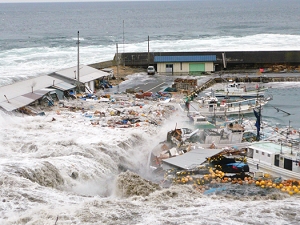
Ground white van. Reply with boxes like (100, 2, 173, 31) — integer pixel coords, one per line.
(147, 66, 155, 75)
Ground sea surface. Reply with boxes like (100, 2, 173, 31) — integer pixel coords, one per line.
(1, 1, 300, 224)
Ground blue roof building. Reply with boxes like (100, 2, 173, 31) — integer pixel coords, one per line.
(154, 55, 216, 75)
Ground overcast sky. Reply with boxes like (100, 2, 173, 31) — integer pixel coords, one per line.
(0, 0, 156, 2)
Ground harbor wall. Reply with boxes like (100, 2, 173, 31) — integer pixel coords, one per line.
(89, 60, 114, 69)
(194, 75, 300, 94)
(113, 51, 300, 71)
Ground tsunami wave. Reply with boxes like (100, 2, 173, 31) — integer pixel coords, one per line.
(1, 33, 300, 86)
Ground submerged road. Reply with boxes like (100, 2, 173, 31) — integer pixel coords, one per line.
(106, 74, 177, 94)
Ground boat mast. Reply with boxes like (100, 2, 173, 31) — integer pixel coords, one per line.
(77, 31, 80, 82)
(123, 20, 125, 68)
(258, 104, 262, 141)
(253, 104, 261, 141)
(148, 35, 150, 67)
(116, 43, 119, 77)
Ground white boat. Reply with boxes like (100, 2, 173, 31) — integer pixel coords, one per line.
(197, 95, 218, 105)
(198, 122, 246, 145)
(214, 82, 266, 98)
(195, 97, 270, 117)
(188, 113, 215, 126)
(246, 141, 300, 180)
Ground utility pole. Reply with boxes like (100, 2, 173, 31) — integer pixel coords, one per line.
(148, 35, 150, 66)
(123, 20, 125, 68)
(77, 31, 80, 82)
(116, 43, 120, 93)
(116, 43, 119, 78)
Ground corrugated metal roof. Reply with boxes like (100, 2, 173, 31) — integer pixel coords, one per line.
(54, 65, 110, 83)
(0, 89, 54, 112)
(79, 71, 107, 83)
(162, 148, 222, 170)
(52, 82, 75, 91)
(154, 55, 217, 63)
(0, 71, 75, 112)
(0, 76, 61, 103)
(0, 65, 108, 112)
(34, 88, 56, 95)
(0, 96, 34, 112)
(23, 92, 43, 100)
(249, 141, 291, 154)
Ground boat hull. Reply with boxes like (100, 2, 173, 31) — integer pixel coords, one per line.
(214, 91, 265, 98)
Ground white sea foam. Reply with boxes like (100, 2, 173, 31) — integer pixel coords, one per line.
(1, 2, 300, 223)
(0, 87, 300, 224)
(1, 34, 300, 86)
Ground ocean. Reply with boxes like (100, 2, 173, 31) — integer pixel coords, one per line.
(1, 1, 300, 224)
(1, 0, 300, 85)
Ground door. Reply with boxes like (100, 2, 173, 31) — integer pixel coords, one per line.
(166, 64, 173, 73)
(189, 63, 205, 75)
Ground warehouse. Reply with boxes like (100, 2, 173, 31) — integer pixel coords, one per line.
(154, 55, 216, 75)
(49, 65, 111, 93)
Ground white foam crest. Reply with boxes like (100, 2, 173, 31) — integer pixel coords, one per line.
(1, 33, 300, 87)
(86, 33, 300, 56)
(0, 100, 165, 193)
(71, 37, 85, 41)
(1, 104, 300, 224)
(125, 72, 157, 83)
(147, 33, 300, 52)
(0, 45, 116, 86)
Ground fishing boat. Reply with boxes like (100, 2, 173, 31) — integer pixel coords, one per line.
(213, 81, 266, 98)
(194, 97, 271, 117)
(246, 141, 300, 180)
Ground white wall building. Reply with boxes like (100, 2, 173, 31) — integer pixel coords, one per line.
(154, 55, 216, 75)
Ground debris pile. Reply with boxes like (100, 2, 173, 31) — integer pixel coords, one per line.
(172, 78, 198, 95)
(42, 92, 179, 130)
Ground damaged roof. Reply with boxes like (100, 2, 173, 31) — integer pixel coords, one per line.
(0, 75, 73, 112)
(162, 148, 223, 170)
(52, 65, 110, 83)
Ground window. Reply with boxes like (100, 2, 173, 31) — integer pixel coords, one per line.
(166, 64, 173, 73)
(180, 62, 182, 70)
(262, 152, 265, 155)
(256, 150, 259, 153)
(268, 154, 270, 157)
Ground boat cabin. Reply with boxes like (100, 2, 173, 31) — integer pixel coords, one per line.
(247, 141, 300, 174)
(225, 82, 245, 93)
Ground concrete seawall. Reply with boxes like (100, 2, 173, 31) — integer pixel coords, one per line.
(88, 60, 114, 69)
(115, 51, 300, 71)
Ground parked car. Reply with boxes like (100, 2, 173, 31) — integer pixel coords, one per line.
(147, 66, 155, 75)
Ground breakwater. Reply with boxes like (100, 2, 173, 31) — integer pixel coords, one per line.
(113, 51, 300, 71)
